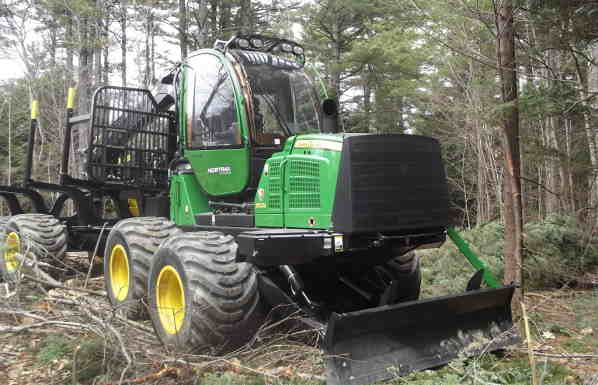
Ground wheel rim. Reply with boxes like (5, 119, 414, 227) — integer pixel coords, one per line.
(156, 265, 186, 334)
(4, 232, 20, 273)
(109, 244, 130, 301)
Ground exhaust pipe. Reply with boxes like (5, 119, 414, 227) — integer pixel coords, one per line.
(321, 98, 338, 133)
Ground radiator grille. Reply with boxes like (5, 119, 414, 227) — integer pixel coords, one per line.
(288, 159, 320, 209)
(267, 159, 282, 209)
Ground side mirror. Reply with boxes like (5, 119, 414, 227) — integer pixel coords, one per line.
(161, 72, 174, 85)
(154, 82, 175, 112)
(321, 98, 339, 133)
(155, 92, 175, 112)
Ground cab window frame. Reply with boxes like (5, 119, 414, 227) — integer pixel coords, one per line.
(185, 52, 246, 151)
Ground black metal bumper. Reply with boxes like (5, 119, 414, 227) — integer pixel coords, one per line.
(236, 229, 333, 266)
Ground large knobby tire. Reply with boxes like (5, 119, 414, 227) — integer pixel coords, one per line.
(376, 251, 421, 303)
(104, 217, 181, 319)
(148, 232, 265, 353)
(1, 214, 67, 281)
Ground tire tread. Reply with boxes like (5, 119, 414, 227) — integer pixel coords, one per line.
(151, 232, 263, 350)
(5, 214, 67, 258)
(105, 217, 181, 318)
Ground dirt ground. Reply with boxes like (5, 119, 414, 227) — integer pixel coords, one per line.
(1, 254, 597, 385)
(521, 288, 598, 383)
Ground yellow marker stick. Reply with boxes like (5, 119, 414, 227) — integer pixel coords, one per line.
(31, 100, 39, 120)
(67, 88, 76, 109)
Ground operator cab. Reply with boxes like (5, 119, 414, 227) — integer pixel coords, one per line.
(181, 35, 323, 201)
(236, 50, 321, 145)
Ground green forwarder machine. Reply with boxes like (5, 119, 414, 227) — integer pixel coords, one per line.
(6, 35, 518, 385)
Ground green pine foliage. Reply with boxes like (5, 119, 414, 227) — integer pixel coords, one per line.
(35, 335, 71, 366)
(394, 354, 576, 385)
(192, 354, 577, 385)
(421, 216, 598, 297)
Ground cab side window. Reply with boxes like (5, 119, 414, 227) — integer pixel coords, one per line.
(187, 54, 241, 148)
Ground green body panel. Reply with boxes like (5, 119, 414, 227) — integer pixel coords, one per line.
(182, 49, 251, 197)
(187, 148, 250, 196)
(254, 138, 294, 227)
(254, 153, 285, 216)
(255, 134, 343, 229)
(169, 173, 210, 226)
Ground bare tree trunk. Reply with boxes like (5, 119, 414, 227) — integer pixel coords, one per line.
(179, 0, 188, 59)
(103, 40, 109, 85)
(537, 143, 544, 219)
(332, 26, 341, 100)
(544, 116, 560, 215)
(589, 44, 598, 215)
(209, 0, 218, 40)
(487, 129, 504, 222)
(526, 2, 547, 221)
(49, 26, 57, 69)
(219, 2, 231, 35)
(461, 141, 471, 228)
(363, 68, 373, 133)
(120, 0, 128, 87)
(78, 17, 92, 113)
(144, 8, 152, 88)
(193, 0, 209, 48)
(573, 45, 598, 222)
(564, 119, 576, 214)
(396, 96, 405, 133)
(151, 16, 155, 83)
(239, 0, 252, 33)
(476, 123, 488, 224)
(556, 115, 571, 213)
(66, 12, 74, 86)
(496, 0, 523, 305)
(95, 0, 103, 86)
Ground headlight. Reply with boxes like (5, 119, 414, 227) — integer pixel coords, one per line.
(293, 45, 304, 55)
(281, 43, 293, 53)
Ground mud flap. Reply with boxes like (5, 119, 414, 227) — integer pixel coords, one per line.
(324, 286, 519, 385)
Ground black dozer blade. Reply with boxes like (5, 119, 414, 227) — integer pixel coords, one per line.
(324, 286, 519, 385)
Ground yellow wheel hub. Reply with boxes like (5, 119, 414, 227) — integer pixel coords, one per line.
(109, 244, 130, 301)
(156, 265, 186, 334)
(4, 232, 20, 273)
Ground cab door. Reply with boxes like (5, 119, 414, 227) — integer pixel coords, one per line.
(183, 52, 250, 196)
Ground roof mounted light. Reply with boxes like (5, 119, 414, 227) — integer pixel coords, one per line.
(237, 38, 250, 49)
(281, 43, 293, 53)
(219, 34, 306, 68)
(250, 38, 264, 49)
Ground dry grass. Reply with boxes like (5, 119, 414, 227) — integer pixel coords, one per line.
(0, 240, 326, 385)
(1, 235, 598, 385)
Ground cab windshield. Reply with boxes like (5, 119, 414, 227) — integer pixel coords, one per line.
(243, 59, 321, 137)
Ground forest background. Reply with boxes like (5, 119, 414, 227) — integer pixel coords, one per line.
(1, 0, 598, 283)
(2, 1, 598, 384)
